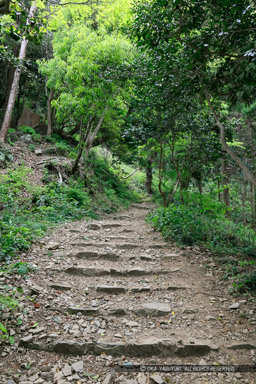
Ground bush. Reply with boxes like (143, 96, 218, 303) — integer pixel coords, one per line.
(0, 158, 142, 261)
(233, 270, 256, 293)
(148, 192, 256, 255)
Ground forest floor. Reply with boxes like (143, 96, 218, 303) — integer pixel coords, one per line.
(0, 203, 256, 384)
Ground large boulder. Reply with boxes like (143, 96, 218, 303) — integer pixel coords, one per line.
(18, 107, 40, 128)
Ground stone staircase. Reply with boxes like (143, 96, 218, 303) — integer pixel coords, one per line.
(1, 203, 255, 384)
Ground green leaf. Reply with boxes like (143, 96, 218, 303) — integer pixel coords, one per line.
(32, 322, 38, 328)
(0, 323, 7, 333)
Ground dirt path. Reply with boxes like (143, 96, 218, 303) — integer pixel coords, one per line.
(1, 203, 255, 384)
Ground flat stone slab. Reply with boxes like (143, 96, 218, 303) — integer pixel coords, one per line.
(108, 308, 128, 316)
(19, 337, 218, 357)
(53, 340, 94, 355)
(130, 287, 151, 293)
(118, 243, 140, 249)
(48, 283, 72, 291)
(71, 360, 84, 372)
(134, 302, 172, 317)
(88, 224, 102, 230)
(150, 375, 164, 384)
(111, 268, 169, 276)
(69, 250, 120, 261)
(95, 285, 127, 294)
(95, 337, 217, 357)
(65, 267, 169, 277)
(67, 307, 100, 316)
(71, 242, 117, 249)
(131, 205, 150, 210)
(65, 267, 111, 276)
(62, 364, 72, 377)
(166, 286, 187, 291)
(148, 244, 167, 249)
(113, 215, 130, 220)
(226, 342, 256, 350)
(140, 255, 154, 261)
(162, 254, 181, 260)
(102, 223, 122, 228)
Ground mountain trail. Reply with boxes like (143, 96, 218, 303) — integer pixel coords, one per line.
(1, 203, 255, 384)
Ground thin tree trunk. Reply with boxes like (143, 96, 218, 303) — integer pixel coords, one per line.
(242, 182, 247, 225)
(204, 91, 256, 187)
(218, 179, 221, 202)
(0, 4, 37, 143)
(1, 45, 19, 112)
(84, 106, 108, 160)
(254, 185, 256, 230)
(52, 106, 56, 124)
(145, 157, 153, 194)
(122, 168, 140, 180)
(158, 143, 167, 207)
(47, 89, 54, 136)
(250, 183, 255, 229)
(222, 157, 230, 216)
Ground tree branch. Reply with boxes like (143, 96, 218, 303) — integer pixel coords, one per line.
(204, 90, 256, 187)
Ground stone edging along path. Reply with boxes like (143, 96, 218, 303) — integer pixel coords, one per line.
(0, 203, 255, 384)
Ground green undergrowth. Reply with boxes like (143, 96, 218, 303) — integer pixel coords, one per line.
(148, 192, 256, 293)
(0, 154, 140, 261)
(0, 145, 142, 343)
(0, 152, 141, 343)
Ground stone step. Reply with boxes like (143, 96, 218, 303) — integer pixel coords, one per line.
(133, 302, 172, 317)
(147, 244, 169, 249)
(118, 243, 140, 249)
(48, 283, 72, 291)
(131, 204, 152, 210)
(87, 222, 123, 230)
(70, 242, 114, 248)
(70, 242, 170, 250)
(89, 285, 187, 294)
(226, 342, 256, 350)
(19, 336, 218, 358)
(66, 250, 120, 261)
(64, 267, 171, 277)
(66, 302, 173, 318)
(67, 307, 100, 316)
(105, 235, 128, 240)
(163, 254, 181, 260)
(95, 285, 127, 294)
(112, 215, 131, 220)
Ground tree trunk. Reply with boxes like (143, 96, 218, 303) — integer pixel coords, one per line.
(222, 157, 230, 216)
(204, 91, 256, 187)
(84, 106, 108, 161)
(47, 89, 54, 136)
(145, 157, 153, 194)
(1, 45, 18, 112)
(242, 182, 247, 225)
(218, 178, 221, 202)
(0, 4, 37, 143)
(72, 118, 87, 174)
(250, 183, 255, 229)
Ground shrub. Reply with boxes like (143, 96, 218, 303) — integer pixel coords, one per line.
(148, 192, 256, 255)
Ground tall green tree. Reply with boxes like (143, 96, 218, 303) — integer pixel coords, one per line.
(130, 0, 256, 185)
(38, 24, 135, 170)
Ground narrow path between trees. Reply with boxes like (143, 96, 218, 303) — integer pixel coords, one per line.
(1, 203, 255, 384)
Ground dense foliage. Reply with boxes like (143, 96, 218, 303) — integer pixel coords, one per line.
(0, 0, 256, 332)
(0, 152, 140, 261)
